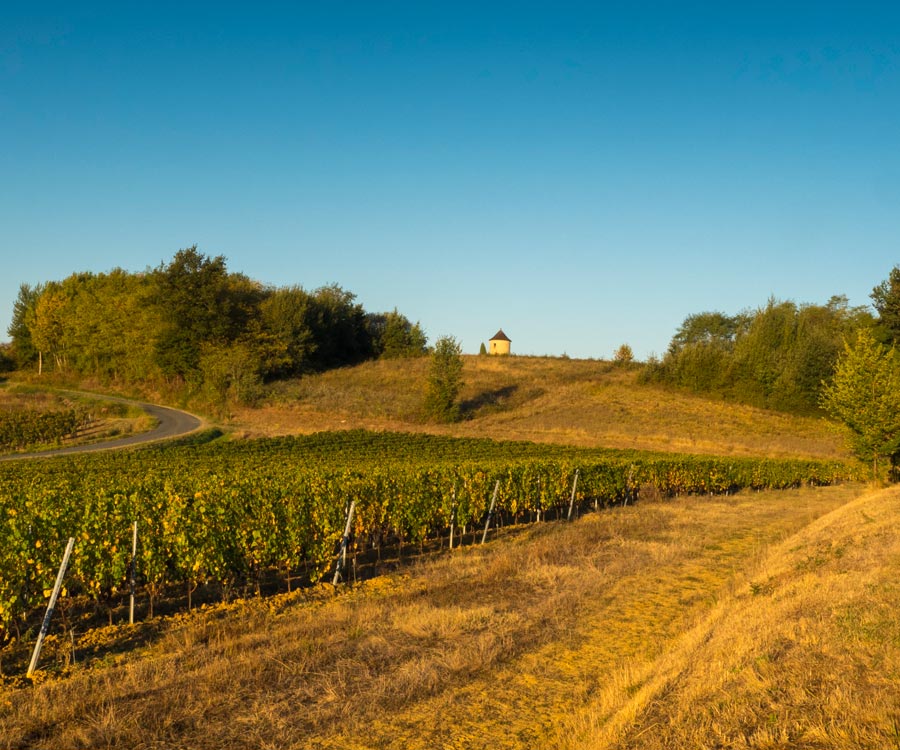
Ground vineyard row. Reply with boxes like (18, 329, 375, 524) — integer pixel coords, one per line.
(0, 408, 90, 450)
(0, 431, 859, 638)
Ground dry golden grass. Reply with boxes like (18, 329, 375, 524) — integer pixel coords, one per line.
(4, 482, 889, 749)
(567, 484, 900, 750)
(229, 356, 849, 460)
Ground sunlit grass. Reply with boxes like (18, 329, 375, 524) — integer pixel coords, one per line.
(233, 355, 849, 460)
(563, 485, 900, 749)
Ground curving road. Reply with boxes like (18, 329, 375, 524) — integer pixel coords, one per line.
(0, 396, 204, 462)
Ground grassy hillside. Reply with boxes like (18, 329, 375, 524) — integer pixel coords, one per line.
(4, 482, 897, 748)
(232, 356, 850, 460)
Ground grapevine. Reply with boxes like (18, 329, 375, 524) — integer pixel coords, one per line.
(0, 430, 859, 639)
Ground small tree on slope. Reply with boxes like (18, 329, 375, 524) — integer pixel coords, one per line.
(821, 328, 900, 479)
(425, 336, 464, 422)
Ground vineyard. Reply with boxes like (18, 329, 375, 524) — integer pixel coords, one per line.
(0, 407, 90, 451)
(0, 430, 859, 640)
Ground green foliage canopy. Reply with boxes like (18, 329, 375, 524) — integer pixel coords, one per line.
(7, 283, 42, 367)
(369, 309, 427, 359)
(871, 265, 900, 345)
(7, 247, 426, 406)
(425, 335, 464, 422)
(644, 295, 873, 413)
(820, 328, 900, 478)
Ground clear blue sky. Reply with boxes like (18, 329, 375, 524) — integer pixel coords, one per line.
(2, 2, 899, 359)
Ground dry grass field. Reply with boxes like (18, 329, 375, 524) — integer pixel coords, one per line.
(3, 482, 897, 749)
(232, 356, 849, 460)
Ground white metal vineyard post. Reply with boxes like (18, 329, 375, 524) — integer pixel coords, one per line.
(567, 470, 581, 521)
(332, 501, 356, 585)
(449, 487, 457, 550)
(27, 537, 75, 679)
(129, 521, 138, 625)
(480, 481, 500, 545)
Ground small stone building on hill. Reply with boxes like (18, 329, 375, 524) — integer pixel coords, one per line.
(489, 329, 511, 356)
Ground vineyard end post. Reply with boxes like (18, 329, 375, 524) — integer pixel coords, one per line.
(567, 470, 580, 521)
(480, 480, 500, 545)
(27, 537, 75, 679)
(332, 501, 356, 586)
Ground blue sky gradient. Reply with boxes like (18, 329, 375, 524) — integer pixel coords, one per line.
(2, 2, 899, 358)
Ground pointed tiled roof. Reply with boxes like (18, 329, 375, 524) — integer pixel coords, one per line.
(490, 329, 511, 342)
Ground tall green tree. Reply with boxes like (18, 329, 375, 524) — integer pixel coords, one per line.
(644, 310, 744, 394)
(648, 296, 872, 412)
(668, 311, 744, 354)
(306, 284, 373, 369)
(731, 299, 798, 404)
(7, 283, 43, 367)
(199, 341, 263, 413)
(29, 282, 70, 374)
(821, 329, 900, 479)
(871, 265, 900, 344)
(258, 285, 317, 377)
(152, 246, 260, 380)
(369, 309, 427, 359)
(424, 335, 464, 422)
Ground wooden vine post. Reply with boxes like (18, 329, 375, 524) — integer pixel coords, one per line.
(27, 537, 75, 679)
(480, 480, 500, 545)
(332, 501, 356, 585)
(567, 470, 581, 521)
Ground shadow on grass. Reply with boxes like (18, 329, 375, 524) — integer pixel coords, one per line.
(460, 385, 519, 418)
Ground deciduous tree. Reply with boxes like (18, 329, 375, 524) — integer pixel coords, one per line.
(259, 285, 317, 377)
(370, 309, 427, 359)
(613, 344, 634, 365)
(871, 265, 900, 344)
(153, 246, 239, 379)
(424, 336, 464, 422)
(7, 283, 42, 367)
(821, 329, 900, 479)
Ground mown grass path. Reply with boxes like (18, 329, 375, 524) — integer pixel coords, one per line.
(343, 487, 857, 750)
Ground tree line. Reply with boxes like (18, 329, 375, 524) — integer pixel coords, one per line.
(5, 246, 427, 406)
(642, 265, 900, 477)
(640, 295, 874, 413)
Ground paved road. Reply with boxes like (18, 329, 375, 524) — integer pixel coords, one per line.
(0, 396, 204, 462)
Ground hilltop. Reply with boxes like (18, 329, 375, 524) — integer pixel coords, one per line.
(229, 355, 850, 461)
